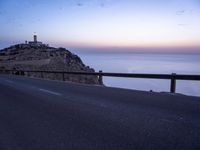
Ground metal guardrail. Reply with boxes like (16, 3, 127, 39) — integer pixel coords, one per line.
(1, 69, 200, 93)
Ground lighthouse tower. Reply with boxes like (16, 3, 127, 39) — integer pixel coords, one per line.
(33, 34, 37, 43)
(28, 34, 43, 45)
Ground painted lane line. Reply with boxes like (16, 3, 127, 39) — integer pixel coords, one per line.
(5, 80, 15, 84)
(39, 88, 62, 96)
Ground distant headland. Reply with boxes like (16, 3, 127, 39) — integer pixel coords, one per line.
(0, 35, 99, 84)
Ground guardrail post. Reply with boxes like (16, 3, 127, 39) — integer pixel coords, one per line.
(98, 70, 103, 85)
(170, 73, 176, 93)
(62, 72, 65, 81)
(41, 72, 43, 78)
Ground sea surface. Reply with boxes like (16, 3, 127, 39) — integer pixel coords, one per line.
(79, 53, 200, 97)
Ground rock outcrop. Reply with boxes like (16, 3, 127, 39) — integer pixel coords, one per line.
(0, 44, 99, 84)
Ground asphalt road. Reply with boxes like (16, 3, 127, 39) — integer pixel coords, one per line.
(0, 74, 200, 150)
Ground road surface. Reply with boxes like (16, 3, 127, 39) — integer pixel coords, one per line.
(0, 74, 199, 150)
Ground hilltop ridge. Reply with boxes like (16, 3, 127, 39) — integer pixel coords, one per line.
(0, 43, 99, 84)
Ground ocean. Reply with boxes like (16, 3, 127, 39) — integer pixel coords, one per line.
(78, 53, 200, 97)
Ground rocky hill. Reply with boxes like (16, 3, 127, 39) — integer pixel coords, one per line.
(0, 44, 99, 84)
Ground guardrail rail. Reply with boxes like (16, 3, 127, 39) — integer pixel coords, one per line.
(1, 69, 200, 93)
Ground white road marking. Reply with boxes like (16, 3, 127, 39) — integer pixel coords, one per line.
(5, 80, 15, 84)
(160, 118, 175, 124)
(39, 88, 62, 96)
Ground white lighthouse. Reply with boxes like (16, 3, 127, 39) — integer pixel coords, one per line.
(28, 34, 42, 45)
(33, 34, 37, 43)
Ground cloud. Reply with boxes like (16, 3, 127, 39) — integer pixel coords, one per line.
(74, 0, 114, 8)
(0, 10, 6, 15)
(176, 10, 186, 15)
(177, 24, 188, 26)
(77, 3, 84, 7)
(100, 3, 105, 7)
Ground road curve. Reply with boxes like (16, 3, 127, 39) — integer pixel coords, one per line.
(0, 74, 200, 150)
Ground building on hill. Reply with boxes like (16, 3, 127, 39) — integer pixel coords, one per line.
(28, 34, 43, 45)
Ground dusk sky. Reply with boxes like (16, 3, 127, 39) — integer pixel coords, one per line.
(0, 0, 200, 53)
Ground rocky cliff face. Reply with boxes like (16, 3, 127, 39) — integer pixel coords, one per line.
(0, 44, 99, 84)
